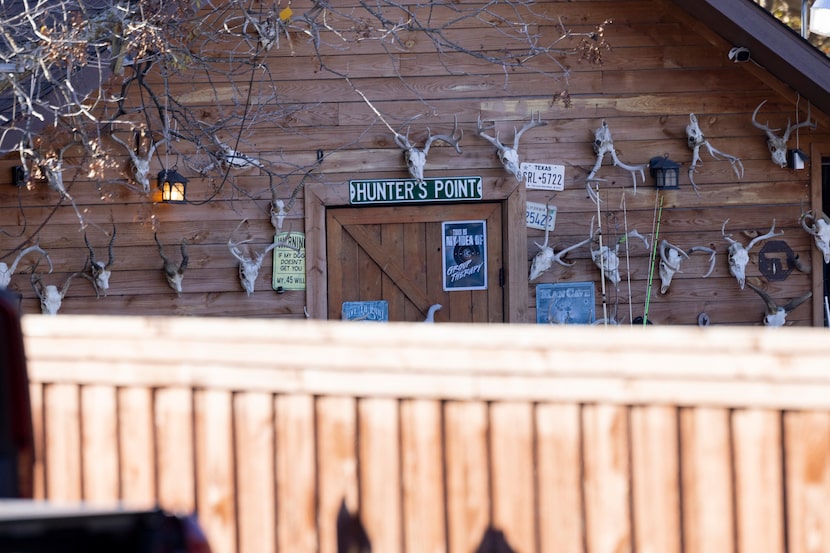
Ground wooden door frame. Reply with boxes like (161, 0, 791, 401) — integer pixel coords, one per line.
(305, 178, 528, 322)
(810, 142, 830, 327)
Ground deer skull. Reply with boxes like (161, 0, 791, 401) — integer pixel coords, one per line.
(529, 202, 591, 281)
(751, 100, 817, 168)
(84, 225, 117, 297)
(31, 271, 81, 315)
(0, 246, 51, 290)
(722, 219, 783, 289)
(588, 217, 649, 286)
(585, 120, 647, 203)
(657, 242, 716, 294)
(801, 209, 830, 263)
(685, 113, 744, 195)
(228, 219, 297, 296)
(476, 112, 546, 181)
(745, 280, 812, 327)
(155, 233, 189, 296)
(110, 132, 162, 193)
(395, 116, 462, 183)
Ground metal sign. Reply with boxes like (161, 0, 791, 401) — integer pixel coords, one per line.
(272, 232, 305, 291)
(758, 240, 795, 281)
(520, 162, 565, 191)
(349, 177, 483, 205)
(342, 300, 389, 321)
(526, 201, 557, 231)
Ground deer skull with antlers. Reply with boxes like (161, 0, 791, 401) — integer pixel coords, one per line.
(84, 226, 117, 297)
(658, 241, 717, 294)
(0, 246, 52, 290)
(154, 233, 189, 296)
(751, 100, 817, 168)
(585, 120, 647, 203)
(395, 116, 463, 183)
(110, 132, 163, 193)
(588, 216, 649, 286)
(31, 268, 87, 316)
(745, 280, 812, 327)
(476, 112, 546, 181)
(229, 220, 298, 296)
(801, 209, 830, 263)
(722, 219, 783, 289)
(529, 203, 592, 281)
(686, 113, 744, 195)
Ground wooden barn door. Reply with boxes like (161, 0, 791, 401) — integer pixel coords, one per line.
(326, 202, 503, 322)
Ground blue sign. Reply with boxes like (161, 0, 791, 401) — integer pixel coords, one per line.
(341, 300, 389, 322)
(536, 282, 595, 324)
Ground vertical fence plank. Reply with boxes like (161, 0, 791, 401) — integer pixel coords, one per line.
(784, 411, 830, 553)
(118, 387, 156, 506)
(583, 404, 631, 553)
(490, 401, 536, 553)
(445, 401, 489, 553)
(680, 407, 734, 553)
(44, 383, 81, 501)
(29, 382, 45, 499)
(630, 405, 681, 553)
(733, 409, 784, 553)
(276, 394, 318, 553)
(194, 389, 237, 553)
(359, 398, 402, 553)
(316, 396, 359, 553)
(401, 399, 446, 553)
(155, 387, 195, 513)
(536, 402, 583, 553)
(80, 384, 119, 502)
(235, 392, 276, 553)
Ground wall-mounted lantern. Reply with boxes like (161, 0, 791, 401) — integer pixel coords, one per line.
(649, 155, 680, 190)
(11, 166, 26, 187)
(158, 168, 188, 203)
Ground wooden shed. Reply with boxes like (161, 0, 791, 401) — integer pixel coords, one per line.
(1, 0, 829, 326)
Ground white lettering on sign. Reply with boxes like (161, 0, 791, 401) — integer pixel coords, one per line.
(526, 201, 557, 231)
(520, 162, 565, 191)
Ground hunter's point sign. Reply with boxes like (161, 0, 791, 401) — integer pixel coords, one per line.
(349, 177, 483, 205)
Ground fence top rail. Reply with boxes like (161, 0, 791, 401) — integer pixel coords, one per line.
(22, 315, 830, 410)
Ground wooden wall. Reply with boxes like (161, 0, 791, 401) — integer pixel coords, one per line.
(23, 314, 830, 553)
(1, 0, 829, 325)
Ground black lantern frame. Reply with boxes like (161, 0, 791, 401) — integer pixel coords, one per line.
(157, 169, 188, 203)
(649, 155, 680, 190)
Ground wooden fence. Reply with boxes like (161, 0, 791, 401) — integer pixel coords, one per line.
(21, 315, 830, 553)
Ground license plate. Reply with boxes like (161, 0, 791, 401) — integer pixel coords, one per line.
(520, 162, 564, 190)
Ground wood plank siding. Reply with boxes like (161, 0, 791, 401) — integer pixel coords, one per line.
(22, 314, 830, 553)
(2, 0, 829, 326)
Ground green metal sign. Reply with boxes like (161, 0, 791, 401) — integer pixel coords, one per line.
(349, 177, 483, 205)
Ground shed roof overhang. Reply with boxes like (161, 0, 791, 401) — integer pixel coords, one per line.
(672, 0, 830, 116)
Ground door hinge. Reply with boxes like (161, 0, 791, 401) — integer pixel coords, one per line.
(499, 267, 505, 287)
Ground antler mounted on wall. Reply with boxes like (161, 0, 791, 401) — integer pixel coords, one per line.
(585, 120, 646, 203)
(751, 100, 817, 168)
(228, 219, 298, 296)
(0, 245, 51, 290)
(745, 280, 812, 327)
(84, 225, 117, 297)
(30, 265, 88, 315)
(685, 113, 743, 195)
(154, 233, 189, 296)
(722, 219, 783, 289)
(528, 202, 591, 281)
(801, 208, 830, 263)
(657, 240, 717, 294)
(395, 115, 463, 183)
(476, 112, 546, 181)
(110, 131, 164, 193)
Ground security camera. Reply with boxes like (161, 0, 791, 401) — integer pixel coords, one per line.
(728, 47, 751, 63)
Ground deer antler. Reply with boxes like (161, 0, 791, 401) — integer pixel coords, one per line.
(84, 225, 117, 297)
(395, 115, 463, 182)
(111, 131, 163, 193)
(586, 120, 647, 203)
(752, 100, 817, 168)
(155, 233, 189, 296)
(229, 219, 286, 296)
(477, 112, 546, 181)
(0, 245, 52, 290)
